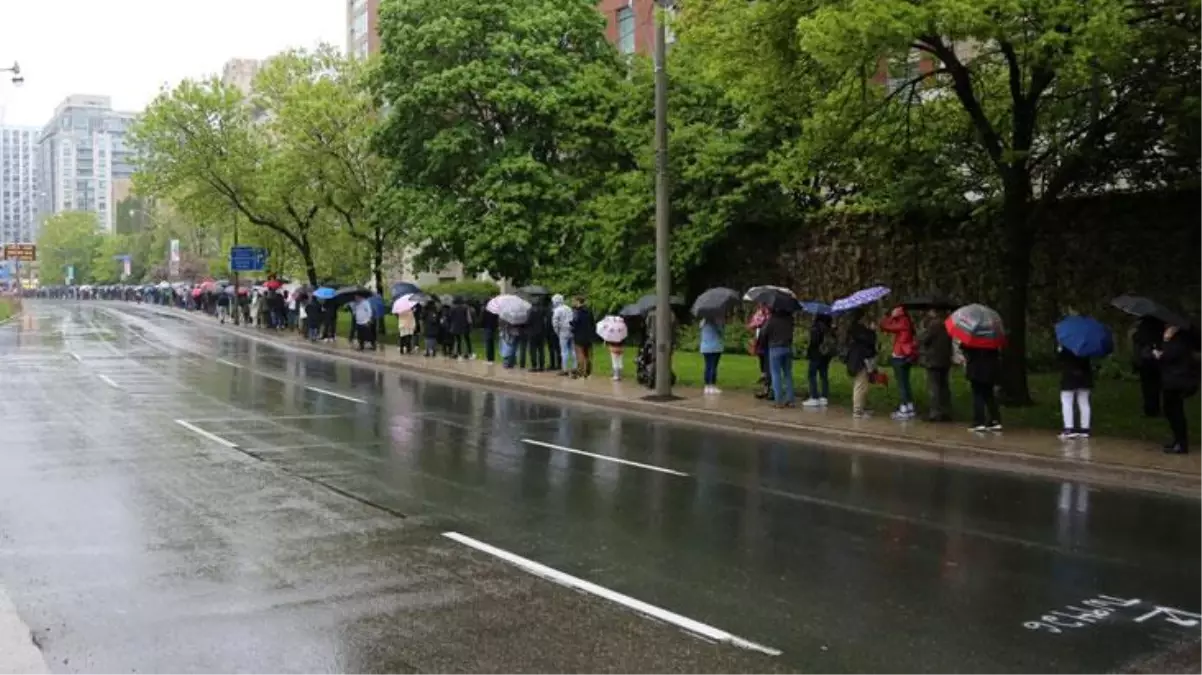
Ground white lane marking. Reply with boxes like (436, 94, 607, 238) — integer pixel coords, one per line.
(216, 358, 242, 369)
(68, 351, 82, 362)
(174, 420, 239, 448)
(0, 585, 49, 674)
(97, 374, 121, 390)
(443, 532, 780, 657)
(521, 439, 688, 477)
(305, 386, 367, 404)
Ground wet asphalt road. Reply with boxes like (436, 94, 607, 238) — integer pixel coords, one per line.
(0, 301, 1198, 673)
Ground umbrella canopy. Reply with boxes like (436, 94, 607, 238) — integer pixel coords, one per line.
(486, 294, 532, 324)
(633, 293, 686, 316)
(744, 286, 796, 313)
(691, 287, 741, 320)
(744, 285, 794, 303)
(901, 292, 958, 311)
(1111, 294, 1193, 329)
(157, 280, 171, 289)
(618, 303, 643, 318)
(946, 304, 1006, 349)
(264, 279, 283, 291)
(596, 315, 628, 343)
(313, 286, 337, 300)
(392, 296, 419, 315)
(1055, 315, 1114, 358)
(335, 285, 371, 301)
(798, 301, 834, 315)
(519, 284, 550, 297)
(832, 285, 891, 313)
(391, 282, 421, 298)
(190, 288, 203, 298)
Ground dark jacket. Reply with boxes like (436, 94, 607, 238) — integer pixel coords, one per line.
(1159, 334, 1200, 392)
(962, 346, 1001, 385)
(526, 305, 547, 337)
(806, 317, 834, 361)
(571, 306, 595, 345)
(1058, 348, 1094, 390)
(423, 307, 442, 338)
(762, 311, 795, 350)
(1131, 317, 1163, 368)
(448, 304, 471, 335)
(843, 323, 878, 375)
(919, 320, 954, 369)
(481, 309, 499, 331)
(306, 299, 323, 324)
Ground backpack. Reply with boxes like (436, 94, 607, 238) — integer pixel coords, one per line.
(817, 327, 837, 358)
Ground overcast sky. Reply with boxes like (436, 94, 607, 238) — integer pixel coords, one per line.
(0, 0, 345, 127)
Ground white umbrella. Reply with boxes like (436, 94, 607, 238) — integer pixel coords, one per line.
(596, 315, 628, 343)
(486, 294, 531, 324)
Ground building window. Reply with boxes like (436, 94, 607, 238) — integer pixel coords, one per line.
(617, 6, 636, 55)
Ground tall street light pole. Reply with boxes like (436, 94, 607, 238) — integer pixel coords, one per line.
(651, 0, 675, 400)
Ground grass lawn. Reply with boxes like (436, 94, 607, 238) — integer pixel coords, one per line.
(0, 298, 18, 322)
(325, 310, 1195, 443)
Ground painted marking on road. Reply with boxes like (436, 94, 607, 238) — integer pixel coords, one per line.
(305, 386, 367, 404)
(443, 532, 780, 657)
(1023, 595, 1202, 635)
(68, 351, 82, 362)
(174, 419, 240, 449)
(0, 585, 49, 674)
(521, 439, 688, 477)
(97, 374, 121, 390)
(216, 358, 242, 369)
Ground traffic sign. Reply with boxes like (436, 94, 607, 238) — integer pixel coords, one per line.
(229, 246, 267, 272)
(3, 243, 35, 261)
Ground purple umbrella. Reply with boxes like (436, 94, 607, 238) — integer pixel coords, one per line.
(831, 286, 891, 313)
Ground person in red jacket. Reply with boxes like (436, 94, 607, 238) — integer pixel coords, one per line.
(880, 305, 918, 420)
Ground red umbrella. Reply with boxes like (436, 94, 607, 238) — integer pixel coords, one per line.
(945, 304, 1006, 349)
(190, 288, 203, 298)
(237, 287, 250, 296)
(264, 279, 283, 291)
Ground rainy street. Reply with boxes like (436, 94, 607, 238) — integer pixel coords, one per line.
(0, 301, 1198, 673)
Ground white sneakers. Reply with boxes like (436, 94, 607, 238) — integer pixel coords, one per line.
(703, 385, 723, 395)
(801, 397, 828, 407)
(891, 403, 917, 420)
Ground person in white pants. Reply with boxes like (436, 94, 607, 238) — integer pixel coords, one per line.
(1057, 346, 1094, 439)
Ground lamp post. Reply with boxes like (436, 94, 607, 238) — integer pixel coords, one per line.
(0, 61, 23, 86)
(650, 0, 675, 400)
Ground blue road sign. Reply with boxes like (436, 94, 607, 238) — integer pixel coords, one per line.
(230, 246, 268, 272)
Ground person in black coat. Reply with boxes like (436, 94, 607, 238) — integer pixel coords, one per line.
(802, 314, 835, 406)
(422, 305, 442, 356)
(1155, 325, 1199, 454)
(962, 346, 1002, 432)
(570, 296, 595, 378)
(842, 310, 878, 418)
(1131, 317, 1164, 416)
(481, 308, 499, 363)
(526, 302, 547, 371)
(919, 310, 954, 422)
(1057, 348, 1094, 439)
(448, 300, 472, 358)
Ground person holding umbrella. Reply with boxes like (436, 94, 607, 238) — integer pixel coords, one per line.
(570, 295, 595, 378)
(946, 304, 1006, 432)
(843, 309, 879, 418)
(692, 287, 739, 395)
(918, 306, 955, 422)
(762, 303, 797, 408)
(880, 305, 919, 420)
(1155, 324, 1199, 454)
(1054, 314, 1113, 440)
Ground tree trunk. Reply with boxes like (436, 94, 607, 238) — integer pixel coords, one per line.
(999, 171, 1035, 405)
(299, 238, 319, 288)
(374, 229, 386, 337)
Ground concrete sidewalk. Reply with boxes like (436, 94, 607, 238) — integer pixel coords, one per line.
(152, 306, 1202, 498)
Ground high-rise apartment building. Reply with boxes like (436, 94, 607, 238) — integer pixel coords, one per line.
(346, 0, 381, 59)
(0, 126, 38, 245)
(37, 95, 137, 233)
(222, 58, 261, 95)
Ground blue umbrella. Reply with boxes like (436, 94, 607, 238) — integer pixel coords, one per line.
(391, 282, 420, 298)
(369, 295, 386, 317)
(798, 301, 834, 315)
(313, 286, 337, 300)
(1055, 316, 1114, 358)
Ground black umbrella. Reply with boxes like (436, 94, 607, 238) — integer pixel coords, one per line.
(633, 293, 685, 315)
(1111, 294, 1193, 329)
(691, 287, 741, 320)
(901, 292, 958, 311)
(519, 285, 550, 296)
(334, 285, 371, 302)
(745, 286, 796, 313)
(618, 303, 643, 318)
(391, 282, 420, 298)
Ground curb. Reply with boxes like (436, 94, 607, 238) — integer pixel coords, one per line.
(135, 304, 1201, 499)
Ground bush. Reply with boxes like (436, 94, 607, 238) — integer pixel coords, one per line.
(424, 280, 500, 302)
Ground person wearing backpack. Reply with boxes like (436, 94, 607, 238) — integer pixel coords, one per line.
(802, 313, 835, 407)
(919, 308, 954, 421)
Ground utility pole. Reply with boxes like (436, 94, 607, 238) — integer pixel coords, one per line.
(231, 212, 240, 325)
(651, 0, 674, 400)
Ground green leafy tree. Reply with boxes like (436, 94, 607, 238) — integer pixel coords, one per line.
(36, 212, 103, 284)
(130, 77, 328, 286)
(684, 0, 1200, 402)
(371, 0, 626, 283)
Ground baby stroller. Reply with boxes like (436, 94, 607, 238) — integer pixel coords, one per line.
(635, 337, 676, 389)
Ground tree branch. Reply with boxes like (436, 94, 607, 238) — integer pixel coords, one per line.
(920, 35, 1006, 166)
